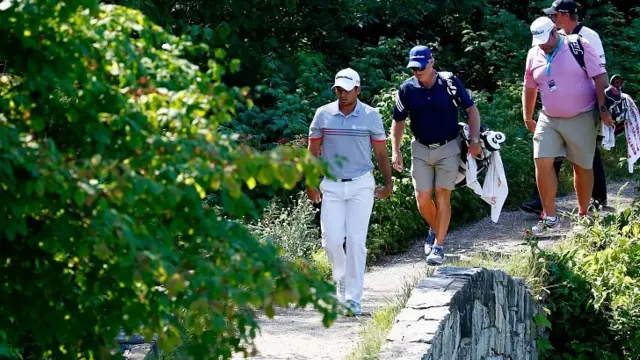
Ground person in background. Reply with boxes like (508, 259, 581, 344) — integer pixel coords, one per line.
(306, 68, 393, 316)
(523, 17, 613, 236)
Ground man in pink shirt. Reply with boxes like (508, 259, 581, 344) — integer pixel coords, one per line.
(523, 16, 613, 236)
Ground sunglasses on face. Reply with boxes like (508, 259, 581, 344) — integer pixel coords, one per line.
(410, 67, 426, 72)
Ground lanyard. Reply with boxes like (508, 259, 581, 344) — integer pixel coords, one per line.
(545, 35, 563, 76)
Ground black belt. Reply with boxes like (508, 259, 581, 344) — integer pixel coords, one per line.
(339, 175, 366, 182)
(324, 174, 368, 182)
(417, 135, 458, 149)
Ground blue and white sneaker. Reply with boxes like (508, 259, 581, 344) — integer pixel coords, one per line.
(531, 216, 559, 237)
(424, 228, 436, 256)
(426, 245, 445, 265)
(346, 300, 362, 316)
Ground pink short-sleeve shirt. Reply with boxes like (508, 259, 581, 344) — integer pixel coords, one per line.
(524, 36, 606, 119)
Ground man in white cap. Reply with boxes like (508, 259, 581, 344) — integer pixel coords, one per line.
(306, 68, 393, 316)
(521, 0, 610, 215)
(523, 17, 613, 236)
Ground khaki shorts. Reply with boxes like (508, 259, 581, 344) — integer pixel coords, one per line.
(410, 137, 461, 191)
(533, 110, 598, 169)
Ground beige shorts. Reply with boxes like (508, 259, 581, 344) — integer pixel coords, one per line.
(533, 110, 598, 169)
(410, 137, 461, 191)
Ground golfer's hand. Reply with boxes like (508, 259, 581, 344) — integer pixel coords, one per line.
(306, 187, 321, 203)
(375, 185, 392, 200)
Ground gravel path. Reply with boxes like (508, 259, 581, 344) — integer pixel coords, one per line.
(448, 179, 637, 257)
(244, 179, 637, 360)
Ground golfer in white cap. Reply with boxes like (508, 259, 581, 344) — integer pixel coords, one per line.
(306, 68, 393, 316)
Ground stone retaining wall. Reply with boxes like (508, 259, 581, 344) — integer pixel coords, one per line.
(379, 267, 545, 360)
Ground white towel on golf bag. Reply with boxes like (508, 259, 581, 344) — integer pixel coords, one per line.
(601, 123, 615, 150)
(465, 151, 508, 223)
(623, 94, 640, 173)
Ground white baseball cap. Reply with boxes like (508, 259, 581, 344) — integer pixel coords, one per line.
(530, 17, 556, 46)
(332, 68, 360, 91)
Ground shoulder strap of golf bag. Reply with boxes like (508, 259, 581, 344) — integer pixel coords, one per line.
(566, 33, 586, 73)
(438, 71, 469, 121)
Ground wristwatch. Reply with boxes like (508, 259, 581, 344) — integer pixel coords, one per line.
(599, 105, 609, 113)
(470, 138, 480, 144)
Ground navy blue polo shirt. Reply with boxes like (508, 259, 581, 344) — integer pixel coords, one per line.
(393, 74, 474, 144)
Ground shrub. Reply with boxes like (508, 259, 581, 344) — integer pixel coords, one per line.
(533, 207, 640, 359)
(249, 192, 321, 262)
(0, 3, 337, 359)
(248, 191, 334, 279)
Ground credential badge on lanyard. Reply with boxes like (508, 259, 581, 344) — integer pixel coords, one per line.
(545, 36, 562, 92)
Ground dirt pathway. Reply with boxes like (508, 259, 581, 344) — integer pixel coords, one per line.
(244, 179, 637, 360)
(447, 179, 636, 257)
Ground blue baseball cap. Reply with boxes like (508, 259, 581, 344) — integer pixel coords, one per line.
(406, 45, 432, 69)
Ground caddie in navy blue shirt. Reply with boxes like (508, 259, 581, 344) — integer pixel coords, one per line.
(394, 71, 473, 146)
(391, 45, 483, 265)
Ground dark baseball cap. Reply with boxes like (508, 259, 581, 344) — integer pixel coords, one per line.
(543, 0, 578, 15)
(406, 45, 432, 69)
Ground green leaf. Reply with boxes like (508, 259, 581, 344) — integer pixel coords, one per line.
(35, 179, 45, 197)
(246, 177, 257, 190)
(203, 27, 213, 41)
(190, 25, 200, 37)
(230, 59, 241, 73)
(264, 302, 275, 319)
(31, 116, 45, 132)
(536, 338, 554, 352)
(73, 189, 86, 207)
(534, 314, 552, 329)
(257, 166, 273, 185)
(214, 48, 226, 60)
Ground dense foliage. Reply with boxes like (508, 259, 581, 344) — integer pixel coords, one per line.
(2, 0, 640, 359)
(111, 0, 640, 260)
(0, 2, 338, 359)
(531, 204, 640, 359)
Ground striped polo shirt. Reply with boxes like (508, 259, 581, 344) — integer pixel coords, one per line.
(309, 100, 387, 179)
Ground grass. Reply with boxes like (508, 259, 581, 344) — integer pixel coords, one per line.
(345, 265, 434, 360)
(449, 247, 548, 300)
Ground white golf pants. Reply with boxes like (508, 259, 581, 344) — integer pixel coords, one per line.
(320, 172, 375, 304)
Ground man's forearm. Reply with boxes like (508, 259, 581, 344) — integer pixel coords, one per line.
(376, 151, 393, 187)
(390, 120, 405, 153)
(522, 87, 538, 121)
(466, 105, 481, 140)
(307, 141, 321, 157)
(306, 140, 321, 189)
(594, 72, 609, 108)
